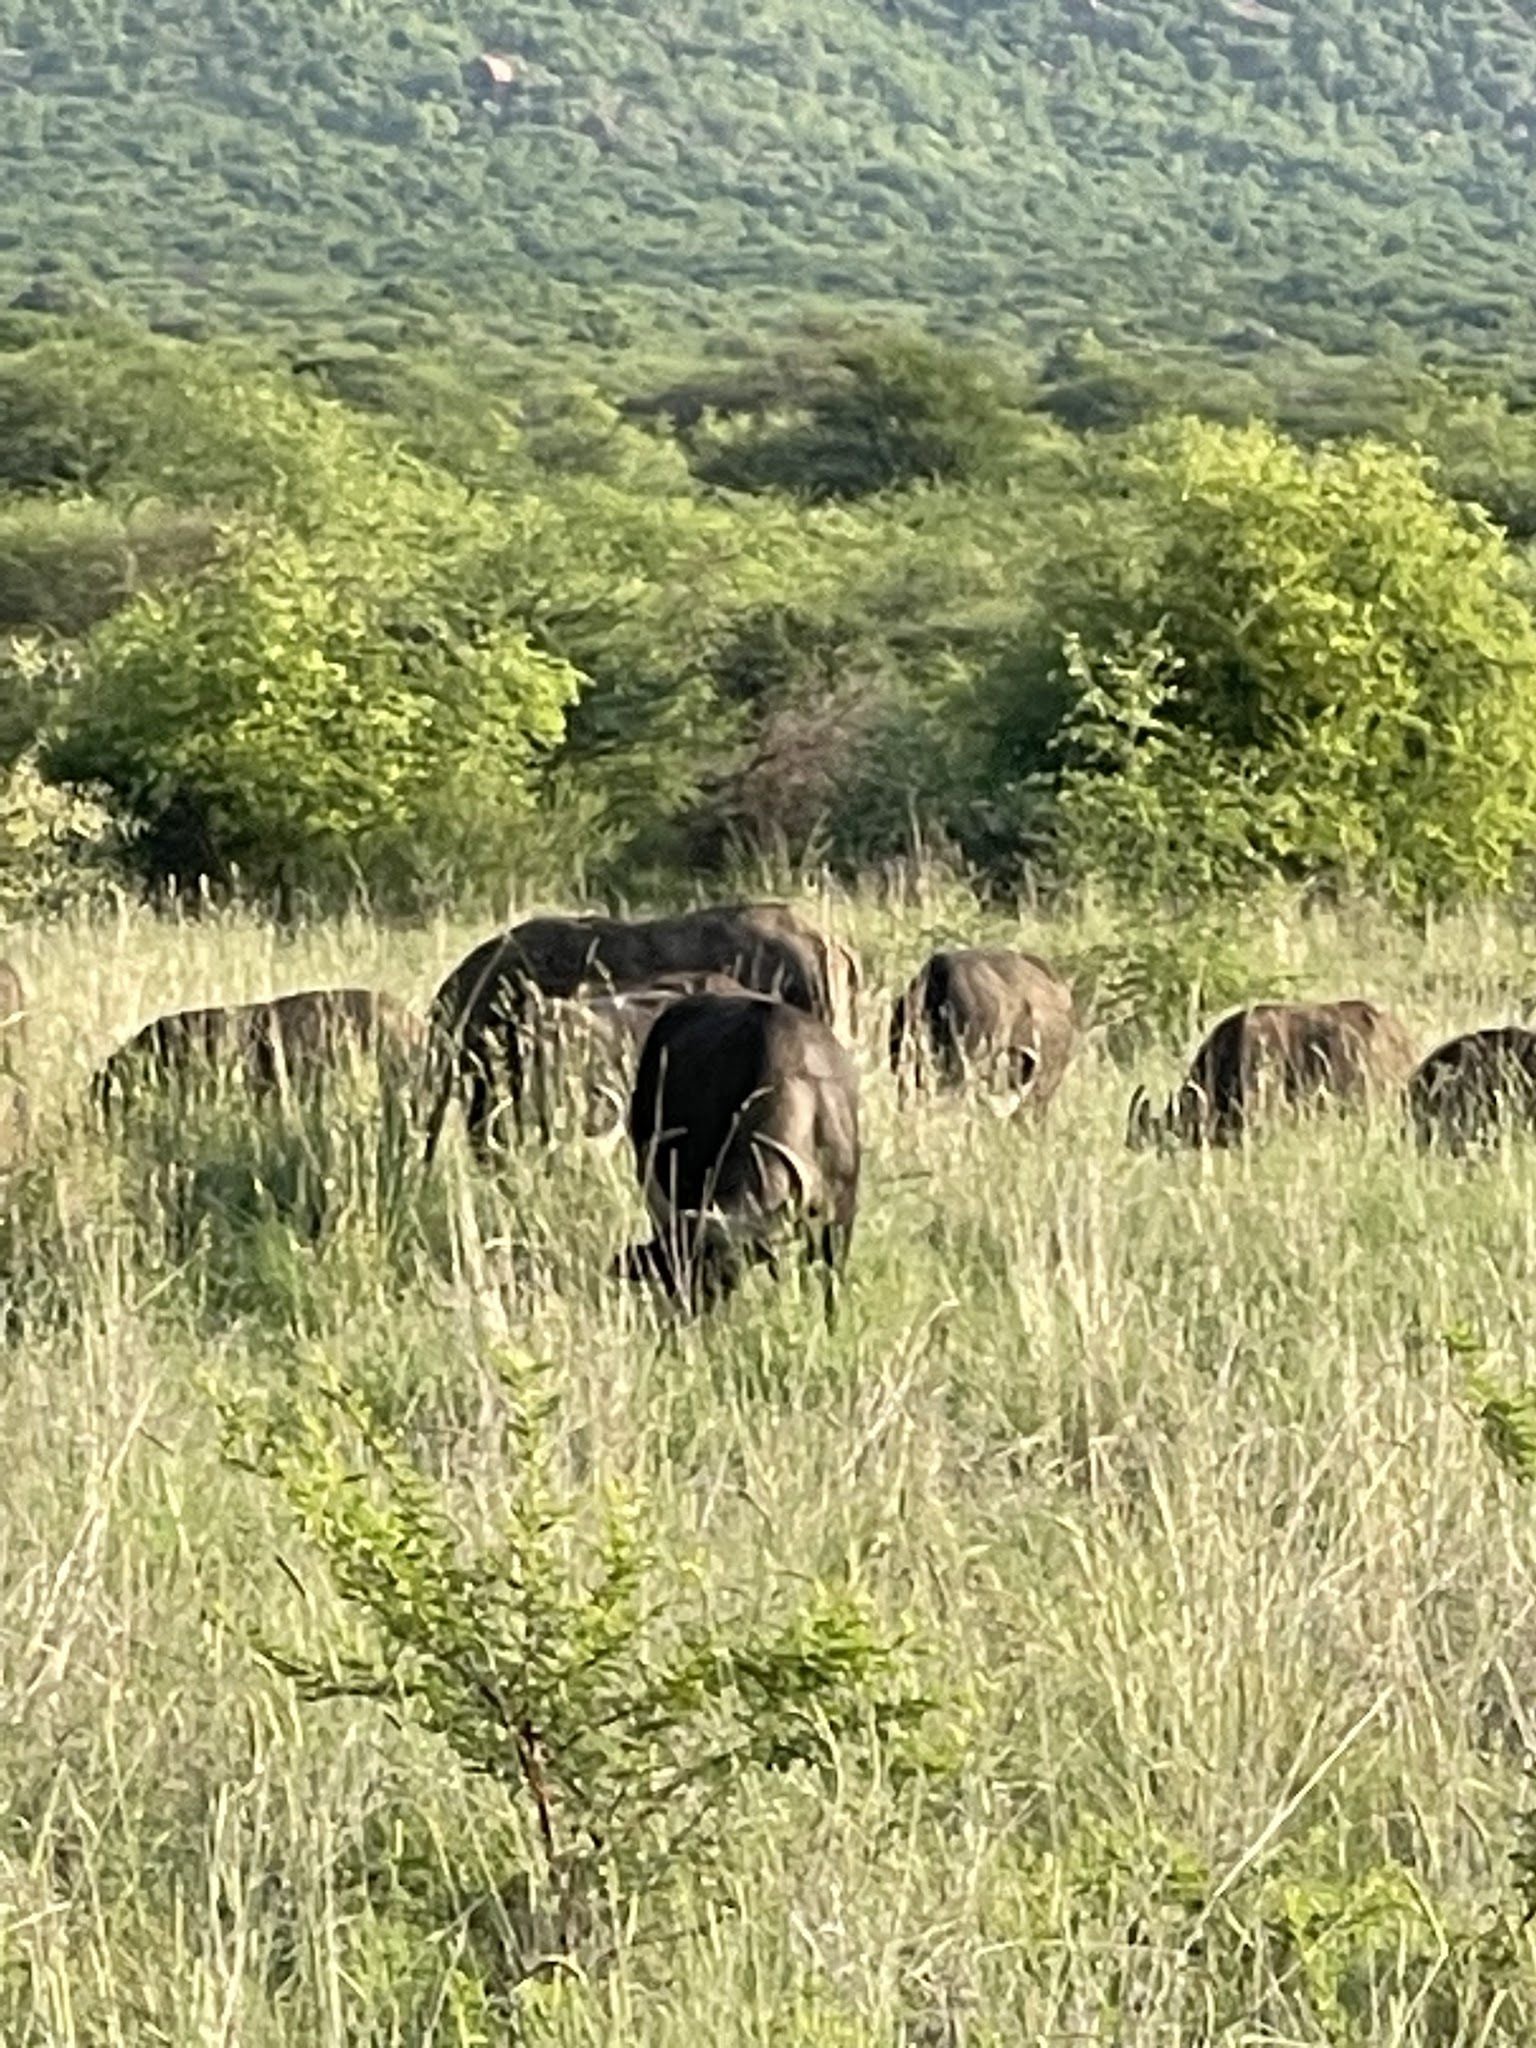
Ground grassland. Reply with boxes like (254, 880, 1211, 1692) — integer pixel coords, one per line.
(7, 880, 1536, 2043)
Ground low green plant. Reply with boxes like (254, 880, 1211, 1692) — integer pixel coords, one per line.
(215, 1350, 945, 1981)
(1465, 1362, 1536, 1487)
(1253, 1858, 1441, 2038)
(1064, 902, 1282, 1056)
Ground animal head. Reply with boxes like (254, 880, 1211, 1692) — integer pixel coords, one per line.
(614, 1234, 733, 1310)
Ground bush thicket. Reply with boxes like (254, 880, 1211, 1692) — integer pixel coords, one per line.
(4, 323, 1536, 909)
(1020, 421, 1536, 903)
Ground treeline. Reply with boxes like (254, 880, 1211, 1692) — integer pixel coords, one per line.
(4, 0, 1536, 355)
(5, 317, 1536, 912)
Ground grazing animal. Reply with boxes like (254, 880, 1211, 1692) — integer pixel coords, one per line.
(1409, 1026, 1536, 1152)
(623, 991, 860, 1308)
(890, 948, 1076, 1115)
(513, 976, 752, 1145)
(1128, 999, 1415, 1147)
(95, 988, 429, 1113)
(428, 903, 854, 1153)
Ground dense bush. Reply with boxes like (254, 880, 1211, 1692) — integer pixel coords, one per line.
(58, 516, 579, 900)
(694, 333, 1042, 499)
(5, 324, 1536, 908)
(983, 419, 1536, 903)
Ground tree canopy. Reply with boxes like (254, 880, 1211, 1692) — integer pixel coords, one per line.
(2, 1, 1536, 357)
(5, 319, 1536, 909)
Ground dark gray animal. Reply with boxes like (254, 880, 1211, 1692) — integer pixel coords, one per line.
(1409, 1026, 1536, 1152)
(1129, 1000, 1416, 1148)
(889, 948, 1076, 1115)
(513, 975, 754, 1144)
(428, 903, 855, 1153)
(623, 992, 860, 1308)
(95, 987, 429, 1112)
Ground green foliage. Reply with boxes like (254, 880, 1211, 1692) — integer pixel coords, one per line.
(1420, 392, 1536, 541)
(1064, 900, 1287, 1056)
(0, 497, 217, 638)
(0, 331, 397, 520)
(1049, 631, 1270, 900)
(0, 743, 125, 917)
(1250, 1853, 1454, 2040)
(217, 1351, 942, 1974)
(696, 334, 1039, 499)
(4, 2, 1536, 355)
(17, 325, 1536, 906)
(1009, 418, 1536, 904)
(1464, 1363, 1536, 1486)
(6, 340, 608, 899)
(992, 1816, 1505, 2042)
(58, 517, 579, 898)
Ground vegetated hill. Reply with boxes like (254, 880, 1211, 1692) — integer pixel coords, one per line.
(1, 1, 1536, 354)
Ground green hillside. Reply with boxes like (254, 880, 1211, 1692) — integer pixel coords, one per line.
(2, 0, 1536, 352)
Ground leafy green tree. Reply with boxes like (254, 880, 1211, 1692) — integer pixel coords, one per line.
(698, 332, 1038, 498)
(1001, 418, 1536, 902)
(0, 331, 399, 518)
(56, 516, 580, 899)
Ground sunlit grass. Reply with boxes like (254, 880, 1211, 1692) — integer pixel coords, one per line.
(5, 889, 1536, 2042)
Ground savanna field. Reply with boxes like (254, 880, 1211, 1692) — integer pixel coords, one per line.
(16, 0, 1536, 2038)
(6, 879, 1536, 2044)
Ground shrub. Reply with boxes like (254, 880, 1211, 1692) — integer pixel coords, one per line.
(985, 418, 1536, 904)
(1063, 895, 1288, 1057)
(216, 1351, 946, 1980)
(0, 738, 126, 916)
(56, 518, 580, 901)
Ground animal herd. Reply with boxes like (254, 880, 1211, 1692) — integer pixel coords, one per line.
(1, 900, 1534, 1308)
